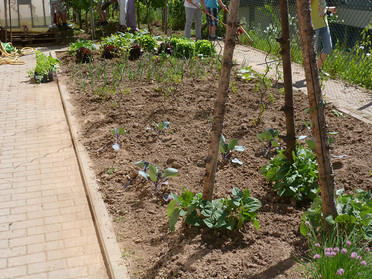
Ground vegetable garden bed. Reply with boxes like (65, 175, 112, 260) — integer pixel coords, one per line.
(57, 43, 372, 278)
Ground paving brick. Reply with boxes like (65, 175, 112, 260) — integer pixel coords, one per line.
(0, 246, 26, 259)
(7, 252, 46, 267)
(27, 258, 67, 274)
(27, 240, 64, 254)
(9, 234, 45, 247)
(48, 266, 88, 279)
(0, 265, 27, 279)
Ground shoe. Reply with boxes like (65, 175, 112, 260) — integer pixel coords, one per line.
(119, 25, 127, 33)
(319, 69, 330, 77)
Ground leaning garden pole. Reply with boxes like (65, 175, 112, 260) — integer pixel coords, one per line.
(295, 0, 337, 221)
(278, 0, 296, 162)
(202, 0, 240, 201)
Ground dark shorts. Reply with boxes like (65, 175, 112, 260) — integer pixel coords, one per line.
(206, 8, 218, 26)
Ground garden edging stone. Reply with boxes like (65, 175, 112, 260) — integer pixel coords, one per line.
(53, 50, 130, 279)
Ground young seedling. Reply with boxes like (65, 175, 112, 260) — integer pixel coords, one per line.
(219, 135, 245, 165)
(153, 121, 170, 136)
(136, 163, 178, 199)
(256, 128, 280, 157)
(134, 160, 150, 178)
(111, 127, 126, 151)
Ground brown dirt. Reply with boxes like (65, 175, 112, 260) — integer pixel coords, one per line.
(57, 50, 372, 279)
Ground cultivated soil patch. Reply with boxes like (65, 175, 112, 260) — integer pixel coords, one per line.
(57, 50, 372, 279)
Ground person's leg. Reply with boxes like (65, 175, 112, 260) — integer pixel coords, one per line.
(119, 0, 128, 27)
(316, 26, 332, 69)
(184, 7, 195, 39)
(126, 0, 137, 31)
(194, 8, 202, 40)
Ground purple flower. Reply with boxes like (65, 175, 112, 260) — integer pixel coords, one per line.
(346, 241, 352, 246)
(305, 221, 310, 226)
(331, 251, 337, 257)
(358, 272, 361, 276)
(325, 252, 331, 257)
(341, 248, 347, 254)
(357, 256, 362, 261)
(336, 268, 344, 276)
(313, 254, 321, 259)
(315, 243, 321, 247)
(324, 248, 332, 253)
(361, 261, 367, 266)
(333, 247, 340, 253)
(366, 247, 370, 252)
(351, 252, 358, 259)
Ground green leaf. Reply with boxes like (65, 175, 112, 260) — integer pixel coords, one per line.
(164, 168, 178, 178)
(138, 170, 149, 180)
(168, 208, 180, 231)
(167, 200, 177, 218)
(234, 145, 246, 152)
(231, 158, 243, 165)
(228, 138, 238, 151)
(252, 219, 260, 231)
(244, 198, 262, 212)
(232, 187, 242, 197)
(148, 165, 158, 182)
(203, 217, 215, 229)
(325, 215, 336, 225)
(300, 222, 308, 236)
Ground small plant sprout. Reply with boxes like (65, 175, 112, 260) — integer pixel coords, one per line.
(153, 121, 170, 136)
(219, 135, 245, 165)
(111, 127, 126, 151)
(136, 163, 178, 198)
(134, 160, 150, 178)
(256, 128, 280, 157)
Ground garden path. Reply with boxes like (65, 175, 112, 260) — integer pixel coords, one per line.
(215, 41, 372, 125)
(0, 50, 127, 279)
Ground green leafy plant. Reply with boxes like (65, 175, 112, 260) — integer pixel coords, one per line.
(219, 135, 245, 165)
(153, 121, 170, 136)
(167, 187, 261, 231)
(169, 37, 195, 58)
(299, 224, 371, 279)
(68, 39, 96, 55)
(136, 163, 178, 195)
(256, 128, 280, 157)
(111, 127, 126, 151)
(75, 47, 93, 63)
(139, 34, 157, 53)
(300, 189, 372, 240)
(259, 145, 319, 202)
(28, 51, 61, 83)
(195, 40, 216, 57)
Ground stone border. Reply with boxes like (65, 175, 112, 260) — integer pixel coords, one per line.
(52, 50, 130, 279)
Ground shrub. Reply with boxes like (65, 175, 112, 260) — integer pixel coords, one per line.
(259, 145, 319, 201)
(167, 187, 261, 231)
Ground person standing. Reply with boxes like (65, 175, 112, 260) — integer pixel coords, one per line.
(51, 0, 68, 27)
(184, 0, 206, 40)
(205, 0, 227, 40)
(310, 0, 337, 69)
(117, 0, 137, 32)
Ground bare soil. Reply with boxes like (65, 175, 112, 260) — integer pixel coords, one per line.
(57, 50, 372, 279)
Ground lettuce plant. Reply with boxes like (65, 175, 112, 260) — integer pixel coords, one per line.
(195, 40, 216, 57)
(219, 135, 245, 165)
(28, 51, 60, 83)
(167, 187, 261, 231)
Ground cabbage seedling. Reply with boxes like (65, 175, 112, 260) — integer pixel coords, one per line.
(219, 135, 245, 165)
(111, 127, 126, 151)
(256, 128, 280, 157)
(134, 160, 150, 178)
(153, 121, 170, 136)
(137, 163, 178, 193)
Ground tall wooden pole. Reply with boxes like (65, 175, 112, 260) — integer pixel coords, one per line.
(90, 0, 95, 40)
(202, 0, 240, 201)
(295, 0, 337, 222)
(278, 0, 296, 162)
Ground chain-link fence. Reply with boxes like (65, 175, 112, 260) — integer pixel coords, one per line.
(238, 0, 372, 89)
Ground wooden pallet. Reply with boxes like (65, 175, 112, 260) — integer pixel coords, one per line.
(6, 29, 58, 45)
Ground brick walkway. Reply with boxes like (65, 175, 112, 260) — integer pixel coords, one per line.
(0, 52, 109, 278)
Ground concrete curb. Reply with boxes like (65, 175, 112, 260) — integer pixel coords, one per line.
(52, 50, 130, 279)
